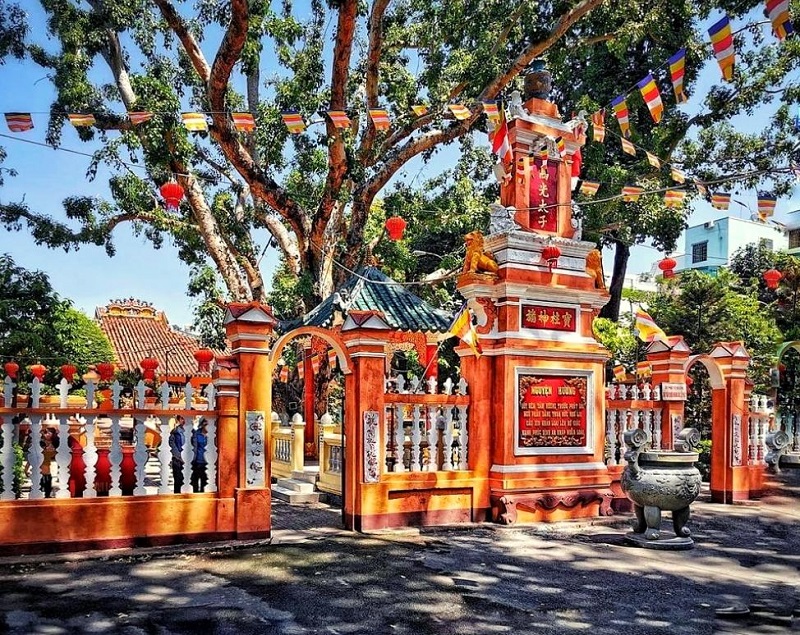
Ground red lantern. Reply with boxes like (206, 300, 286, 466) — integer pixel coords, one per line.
(29, 363, 46, 381)
(61, 364, 77, 382)
(541, 244, 561, 270)
(96, 362, 116, 382)
(140, 356, 160, 381)
(658, 257, 677, 279)
(4, 361, 19, 379)
(194, 348, 215, 372)
(763, 268, 782, 290)
(159, 181, 185, 210)
(384, 216, 407, 241)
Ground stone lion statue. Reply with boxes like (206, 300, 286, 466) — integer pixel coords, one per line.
(463, 231, 499, 275)
(586, 249, 606, 290)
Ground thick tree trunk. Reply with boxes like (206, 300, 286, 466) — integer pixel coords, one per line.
(599, 240, 630, 322)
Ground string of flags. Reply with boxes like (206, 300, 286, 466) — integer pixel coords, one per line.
(276, 349, 341, 383)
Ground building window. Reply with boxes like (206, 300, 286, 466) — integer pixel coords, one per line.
(790, 229, 800, 250)
(759, 238, 774, 251)
(692, 241, 708, 264)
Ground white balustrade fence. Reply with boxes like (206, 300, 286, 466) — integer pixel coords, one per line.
(0, 411, 217, 499)
(605, 382, 663, 466)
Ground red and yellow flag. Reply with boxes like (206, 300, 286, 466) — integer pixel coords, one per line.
(708, 15, 735, 81)
(448, 305, 482, 357)
(4, 112, 33, 132)
(369, 108, 391, 130)
(127, 111, 153, 125)
(181, 112, 208, 131)
(620, 138, 636, 156)
(232, 112, 255, 132)
(668, 49, 688, 103)
(664, 189, 687, 208)
(281, 112, 306, 134)
(637, 74, 664, 123)
(767, 0, 794, 41)
(611, 95, 631, 138)
(68, 113, 96, 127)
(634, 309, 667, 342)
(711, 192, 731, 210)
(591, 110, 605, 143)
(646, 151, 661, 169)
(327, 110, 351, 128)
(622, 185, 644, 202)
(448, 104, 471, 120)
(580, 181, 600, 197)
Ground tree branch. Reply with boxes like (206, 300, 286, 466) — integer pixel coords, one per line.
(358, 0, 392, 163)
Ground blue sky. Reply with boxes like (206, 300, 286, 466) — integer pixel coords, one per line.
(0, 6, 798, 328)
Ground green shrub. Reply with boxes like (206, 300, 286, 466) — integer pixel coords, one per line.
(0, 443, 26, 498)
(697, 439, 712, 482)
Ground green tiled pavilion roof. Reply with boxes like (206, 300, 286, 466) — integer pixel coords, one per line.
(288, 267, 453, 333)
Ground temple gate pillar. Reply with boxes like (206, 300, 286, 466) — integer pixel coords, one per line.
(647, 336, 692, 449)
(223, 302, 278, 538)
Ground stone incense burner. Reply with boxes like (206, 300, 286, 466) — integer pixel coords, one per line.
(620, 427, 702, 550)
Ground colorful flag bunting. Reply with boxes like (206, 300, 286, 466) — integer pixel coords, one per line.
(636, 361, 653, 378)
(580, 181, 600, 196)
(281, 112, 306, 134)
(708, 15, 735, 81)
(232, 112, 255, 132)
(327, 110, 351, 128)
(411, 104, 429, 116)
(694, 179, 709, 197)
(711, 192, 731, 210)
(646, 151, 661, 169)
(668, 49, 688, 103)
(766, 0, 794, 41)
(622, 185, 644, 202)
(555, 136, 567, 158)
(127, 111, 153, 125)
(311, 355, 321, 375)
(634, 309, 668, 342)
(613, 365, 627, 382)
(620, 138, 636, 156)
(68, 113, 96, 127)
(611, 95, 631, 138)
(297, 362, 305, 381)
(181, 112, 208, 131)
(279, 366, 289, 382)
(758, 192, 777, 217)
(448, 104, 472, 120)
(664, 189, 687, 208)
(369, 108, 391, 130)
(448, 305, 482, 357)
(4, 112, 33, 132)
(482, 101, 500, 121)
(490, 107, 512, 164)
(637, 74, 664, 123)
(670, 167, 686, 183)
(327, 349, 338, 370)
(591, 110, 605, 142)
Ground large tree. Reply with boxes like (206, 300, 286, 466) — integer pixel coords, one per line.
(1, 0, 796, 325)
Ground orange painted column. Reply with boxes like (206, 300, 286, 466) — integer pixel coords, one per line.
(340, 327, 387, 531)
(224, 303, 278, 538)
(459, 350, 492, 520)
(647, 337, 691, 449)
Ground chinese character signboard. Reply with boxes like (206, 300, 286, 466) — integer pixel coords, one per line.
(516, 372, 593, 455)
(660, 382, 687, 401)
(245, 410, 266, 488)
(521, 305, 576, 332)
(528, 159, 559, 232)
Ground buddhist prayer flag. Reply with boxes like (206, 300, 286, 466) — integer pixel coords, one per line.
(591, 110, 605, 142)
(327, 110, 351, 128)
(448, 305, 482, 357)
(766, 0, 794, 41)
(711, 192, 731, 210)
(611, 95, 631, 138)
(281, 112, 306, 134)
(758, 192, 777, 217)
(621, 137, 637, 156)
(668, 48, 688, 103)
(68, 113, 96, 127)
(4, 112, 33, 132)
(297, 362, 305, 381)
(483, 101, 500, 121)
(448, 104, 471, 120)
(369, 108, 391, 130)
(708, 15, 735, 81)
(646, 151, 661, 169)
(694, 179, 709, 197)
(311, 355, 321, 375)
(637, 74, 664, 123)
(490, 107, 512, 164)
(327, 349, 338, 370)
(181, 112, 208, 131)
(411, 104, 429, 116)
(580, 181, 600, 196)
(127, 111, 153, 125)
(634, 309, 667, 342)
(555, 136, 567, 157)
(279, 366, 289, 382)
(622, 185, 644, 202)
(613, 365, 627, 382)
(538, 144, 550, 161)
(232, 112, 255, 132)
(664, 189, 687, 208)
(670, 167, 687, 183)
(636, 361, 653, 379)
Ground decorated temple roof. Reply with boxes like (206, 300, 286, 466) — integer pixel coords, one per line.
(289, 267, 453, 334)
(95, 298, 213, 378)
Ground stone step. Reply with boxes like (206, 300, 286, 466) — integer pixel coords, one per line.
(271, 484, 320, 504)
(291, 468, 319, 484)
(276, 478, 315, 493)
